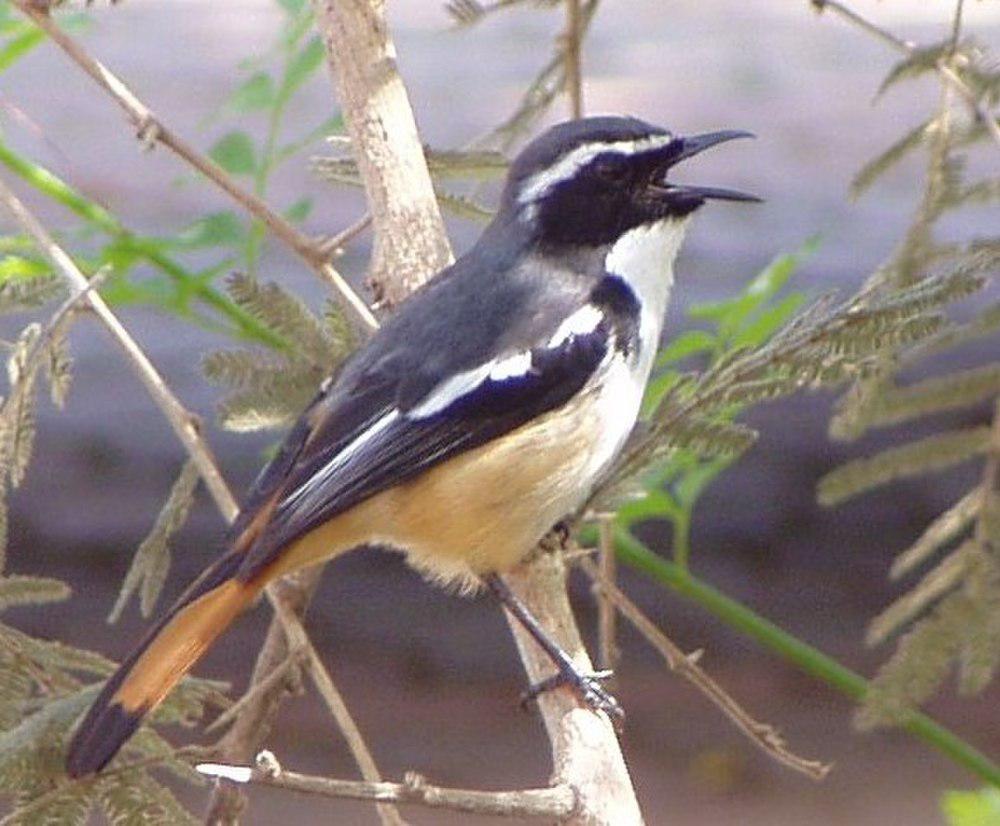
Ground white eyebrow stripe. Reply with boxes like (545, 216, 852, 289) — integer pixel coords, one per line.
(517, 134, 674, 205)
(283, 409, 400, 507)
(548, 304, 604, 347)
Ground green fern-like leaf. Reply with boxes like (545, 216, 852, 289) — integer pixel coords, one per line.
(1, 323, 44, 490)
(44, 326, 72, 409)
(857, 591, 973, 729)
(876, 40, 952, 98)
(98, 772, 199, 826)
(203, 349, 322, 432)
(1, 784, 96, 826)
(0, 576, 70, 611)
(0, 272, 64, 315)
(857, 366, 1000, 433)
(867, 541, 972, 646)
(852, 118, 934, 199)
(819, 426, 992, 506)
(225, 272, 335, 366)
(890, 490, 979, 580)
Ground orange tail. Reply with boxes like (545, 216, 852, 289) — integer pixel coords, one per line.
(65, 552, 263, 777)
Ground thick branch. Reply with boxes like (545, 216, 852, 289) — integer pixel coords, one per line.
(503, 550, 643, 826)
(311, 0, 454, 307)
(198, 754, 576, 820)
(12, 0, 378, 331)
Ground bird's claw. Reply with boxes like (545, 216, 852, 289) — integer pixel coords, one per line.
(521, 667, 625, 731)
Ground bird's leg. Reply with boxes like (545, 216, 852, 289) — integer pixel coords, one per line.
(485, 573, 624, 730)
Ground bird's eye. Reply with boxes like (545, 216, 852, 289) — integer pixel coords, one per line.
(593, 155, 629, 183)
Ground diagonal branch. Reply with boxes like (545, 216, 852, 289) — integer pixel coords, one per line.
(0, 174, 239, 521)
(11, 0, 378, 331)
(0, 172, 398, 823)
(810, 0, 1000, 148)
(579, 556, 831, 781)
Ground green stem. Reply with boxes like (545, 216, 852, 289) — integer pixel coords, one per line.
(0, 140, 287, 349)
(581, 523, 1000, 788)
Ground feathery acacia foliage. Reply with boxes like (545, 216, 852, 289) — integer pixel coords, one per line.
(812, 5, 1000, 730)
(590, 253, 990, 566)
(202, 272, 354, 432)
(0, 0, 998, 820)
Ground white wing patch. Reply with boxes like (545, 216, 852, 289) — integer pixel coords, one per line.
(548, 304, 603, 347)
(407, 352, 537, 420)
(408, 306, 607, 422)
(489, 351, 533, 381)
(517, 134, 674, 206)
(282, 409, 400, 507)
(407, 364, 494, 419)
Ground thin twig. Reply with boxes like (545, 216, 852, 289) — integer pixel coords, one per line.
(949, 0, 965, 55)
(268, 594, 405, 826)
(318, 212, 373, 259)
(0, 173, 398, 821)
(563, 0, 583, 119)
(811, 0, 1000, 148)
(12, 0, 379, 331)
(579, 556, 831, 781)
(198, 752, 576, 820)
(594, 517, 619, 673)
(205, 649, 306, 735)
(0, 174, 239, 521)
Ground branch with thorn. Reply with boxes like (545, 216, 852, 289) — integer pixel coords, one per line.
(198, 750, 577, 820)
(579, 554, 831, 781)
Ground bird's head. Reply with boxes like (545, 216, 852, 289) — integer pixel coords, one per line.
(501, 116, 760, 248)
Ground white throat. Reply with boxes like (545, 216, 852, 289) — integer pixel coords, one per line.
(605, 217, 689, 375)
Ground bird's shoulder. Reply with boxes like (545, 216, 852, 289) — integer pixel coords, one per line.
(229, 248, 603, 545)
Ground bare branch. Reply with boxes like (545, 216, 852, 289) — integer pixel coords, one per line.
(198, 752, 577, 820)
(502, 549, 643, 825)
(0, 173, 239, 521)
(11, 0, 379, 331)
(594, 517, 619, 673)
(579, 556, 831, 781)
(205, 650, 307, 736)
(811, 0, 1000, 148)
(563, 0, 584, 119)
(267, 592, 404, 826)
(0, 172, 394, 823)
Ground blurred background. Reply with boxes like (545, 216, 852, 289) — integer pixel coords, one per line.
(1, 0, 999, 823)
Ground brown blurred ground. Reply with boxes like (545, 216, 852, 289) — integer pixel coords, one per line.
(2, 1, 999, 823)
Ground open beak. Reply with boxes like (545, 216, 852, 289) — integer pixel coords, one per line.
(651, 130, 762, 205)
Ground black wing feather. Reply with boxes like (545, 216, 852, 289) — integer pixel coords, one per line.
(237, 326, 609, 580)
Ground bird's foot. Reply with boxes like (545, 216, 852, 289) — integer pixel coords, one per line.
(522, 666, 625, 731)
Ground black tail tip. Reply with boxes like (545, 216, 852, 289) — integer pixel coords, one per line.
(65, 701, 144, 778)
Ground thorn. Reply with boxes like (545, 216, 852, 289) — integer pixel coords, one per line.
(686, 648, 704, 665)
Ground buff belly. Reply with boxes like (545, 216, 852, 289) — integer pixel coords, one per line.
(271, 360, 641, 590)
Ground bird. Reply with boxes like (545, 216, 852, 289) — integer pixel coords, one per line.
(65, 115, 759, 778)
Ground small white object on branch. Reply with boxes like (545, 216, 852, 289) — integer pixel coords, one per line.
(197, 751, 578, 820)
